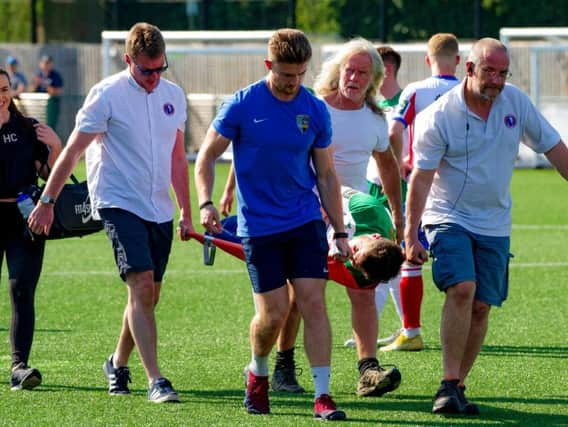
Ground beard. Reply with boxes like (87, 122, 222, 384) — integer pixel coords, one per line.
(479, 84, 504, 102)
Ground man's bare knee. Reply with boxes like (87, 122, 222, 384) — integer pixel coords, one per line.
(126, 271, 155, 307)
(447, 281, 476, 305)
(471, 300, 490, 323)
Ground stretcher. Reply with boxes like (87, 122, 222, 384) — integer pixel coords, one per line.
(188, 231, 365, 289)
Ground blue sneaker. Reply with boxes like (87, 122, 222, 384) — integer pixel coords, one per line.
(148, 377, 180, 403)
(102, 354, 131, 395)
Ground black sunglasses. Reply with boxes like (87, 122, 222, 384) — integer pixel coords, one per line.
(134, 55, 168, 76)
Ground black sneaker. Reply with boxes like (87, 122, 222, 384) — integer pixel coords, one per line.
(458, 385, 480, 415)
(148, 377, 180, 403)
(432, 379, 464, 414)
(10, 362, 42, 391)
(271, 365, 305, 393)
(102, 354, 131, 395)
(356, 365, 401, 397)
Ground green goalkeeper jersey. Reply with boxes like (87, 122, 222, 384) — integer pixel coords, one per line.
(343, 189, 396, 241)
(340, 187, 397, 287)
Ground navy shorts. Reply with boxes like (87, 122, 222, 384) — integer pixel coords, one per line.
(242, 220, 329, 294)
(99, 208, 173, 282)
(425, 223, 511, 307)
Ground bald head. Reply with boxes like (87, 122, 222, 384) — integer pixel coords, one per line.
(466, 37, 511, 103)
(468, 38, 508, 66)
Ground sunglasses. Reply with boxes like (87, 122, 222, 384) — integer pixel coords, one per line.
(134, 56, 169, 76)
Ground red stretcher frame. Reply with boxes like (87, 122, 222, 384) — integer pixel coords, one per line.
(189, 231, 363, 289)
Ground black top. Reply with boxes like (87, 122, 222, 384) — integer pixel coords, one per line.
(0, 115, 48, 198)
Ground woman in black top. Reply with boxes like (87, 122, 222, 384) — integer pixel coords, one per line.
(0, 68, 62, 390)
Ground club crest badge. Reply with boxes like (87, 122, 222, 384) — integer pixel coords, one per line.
(296, 114, 309, 134)
(163, 103, 175, 115)
(504, 114, 517, 128)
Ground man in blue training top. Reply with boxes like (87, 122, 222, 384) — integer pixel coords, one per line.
(195, 28, 350, 421)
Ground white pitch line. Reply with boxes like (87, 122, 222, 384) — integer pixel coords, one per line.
(509, 261, 568, 268)
(44, 269, 247, 276)
(512, 224, 568, 230)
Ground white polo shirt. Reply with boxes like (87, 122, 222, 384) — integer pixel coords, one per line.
(324, 101, 390, 193)
(76, 69, 187, 223)
(413, 80, 560, 236)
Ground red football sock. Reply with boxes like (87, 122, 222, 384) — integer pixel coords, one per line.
(400, 263, 423, 330)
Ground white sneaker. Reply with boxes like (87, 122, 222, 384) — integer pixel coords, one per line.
(343, 337, 356, 348)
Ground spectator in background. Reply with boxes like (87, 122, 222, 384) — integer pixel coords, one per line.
(376, 47, 403, 112)
(5, 56, 27, 96)
(30, 55, 64, 131)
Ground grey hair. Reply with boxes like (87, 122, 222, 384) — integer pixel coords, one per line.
(314, 37, 384, 115)
(468, 37, 508, 65)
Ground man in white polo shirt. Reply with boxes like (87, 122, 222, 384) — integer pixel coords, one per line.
(405, 37, 568, 415)
(29, 22, 193, 403)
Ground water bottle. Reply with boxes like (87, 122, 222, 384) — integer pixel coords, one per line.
(16, 192, 36, 240)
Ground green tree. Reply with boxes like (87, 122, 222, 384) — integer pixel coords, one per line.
(296, 0, 342, 35)
(207, 0, 290, 30)
(0, 0, 32, 42)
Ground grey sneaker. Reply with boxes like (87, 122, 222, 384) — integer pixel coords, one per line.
(148, 377, 180, 403)
(356, 365, 401, 397)
(271, 365, 305, 393)
(432, 379, 463, 414)
(10, 362, 42, 391)
(102, 354, 131, 395)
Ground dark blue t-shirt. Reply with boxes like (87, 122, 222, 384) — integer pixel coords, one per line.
(33, 69, 64, 93)
(0, 116, 48, 198)
(213, 80, 332, 237)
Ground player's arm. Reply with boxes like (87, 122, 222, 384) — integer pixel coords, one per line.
(312, 146, 352, 261)
(34, 123, 63, 180)
(219, 161, 236, 216)
(404, 167, 435, 265)
(389, 120, 405, 166)
(194, 125, 231, 234)
(171, 129, 194, 240)
(545, 140, 568, 181)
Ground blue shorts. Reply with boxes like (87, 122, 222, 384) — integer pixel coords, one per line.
(241, 220, 328, 294)
(425, 223, 511, 307)
(99, 208, 173, 282)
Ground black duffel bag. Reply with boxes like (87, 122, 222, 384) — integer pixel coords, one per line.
(31, 175, 103, 239)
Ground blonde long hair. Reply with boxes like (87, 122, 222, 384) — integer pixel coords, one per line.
(314, 38, 384, 115)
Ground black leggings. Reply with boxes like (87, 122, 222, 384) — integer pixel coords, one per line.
(1, 228, 45, 368)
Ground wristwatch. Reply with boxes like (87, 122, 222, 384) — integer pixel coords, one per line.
(39, 195, 56, 205)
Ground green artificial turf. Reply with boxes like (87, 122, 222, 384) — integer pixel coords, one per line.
(0, 165, 566, 426)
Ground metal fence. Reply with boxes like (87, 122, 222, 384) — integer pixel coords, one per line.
(2, 40, 568, 151)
